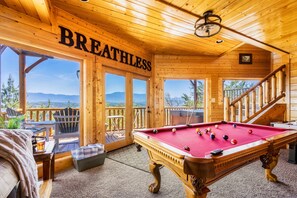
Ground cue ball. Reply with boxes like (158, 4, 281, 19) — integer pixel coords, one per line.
(248, 129, 253, 134)
(223, 135, 229, 140)
(153, 129, 158, 134)
(215, 124, 218, 129)
(231, 139, 237, 145)
(233, 124, 237, 128)
(172, 128, 176, 132)
(184, 146, 190, 151)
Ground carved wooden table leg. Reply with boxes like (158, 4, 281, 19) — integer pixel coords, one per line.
(148, 161, 162, 193)
(260, 145, 280, 182)
(183, 176, 210, 198)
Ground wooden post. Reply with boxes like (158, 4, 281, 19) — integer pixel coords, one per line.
(245, 95, 249, 120)
(251, 90, 256, 115)
(259, 85, 263, 108)
(271, 75, 276, 100)
(230, 105, 235, 122)
(238, 100, 242, 122)
(278, 69, 285, 94)
(19, 53, 26, 114)
(224, 97, 229, 121)
(264, 80, 270, 104)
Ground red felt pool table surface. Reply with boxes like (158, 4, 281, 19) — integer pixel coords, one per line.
(136, 121, 288, 158)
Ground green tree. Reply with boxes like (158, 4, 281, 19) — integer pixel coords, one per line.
(182, 80, 204, 109)
(1, 75, 19, 108)
(224, 80, 255, 89)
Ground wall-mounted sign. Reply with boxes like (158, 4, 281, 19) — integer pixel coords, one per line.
(58, 26, 152, 71)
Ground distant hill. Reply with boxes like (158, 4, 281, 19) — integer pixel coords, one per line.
(106, 92, 146, 106)
(27, 92, 147, 106)
(27, 92, 79, 103)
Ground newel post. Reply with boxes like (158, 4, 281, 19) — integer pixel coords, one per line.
(224, 97, 230, 121)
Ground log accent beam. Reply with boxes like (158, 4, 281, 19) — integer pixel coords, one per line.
(25, 56, 48, 73)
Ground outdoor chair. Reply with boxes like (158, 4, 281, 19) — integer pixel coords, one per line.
(6, 108, 23, 119)
(53, 108, 80, 146)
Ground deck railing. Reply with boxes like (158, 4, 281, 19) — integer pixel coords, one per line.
(223, 88, 251, 102)
(24, 106, 204, 131)
(25, 107, 147, 131)
(164, 106, 204, 126)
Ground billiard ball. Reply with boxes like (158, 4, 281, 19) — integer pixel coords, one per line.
(204, 129, 209, 133)
(207, 127, 211, 132)
(198, 131, 203, 136)
(233, 124, 237, 128)
(231, 139, 237, 145)
(215, 124, 218, 129)
(248, 129, 253, 134)
(196, 128, 200, 133)
(153, 129, 158, 134)
(210, 133, 215, 140)
(223, 135, 229, 140)
(184, 146, 190, 151)
(172, 128, 176, 133)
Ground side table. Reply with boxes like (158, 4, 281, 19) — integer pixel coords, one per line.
(33, 140, 56, 180)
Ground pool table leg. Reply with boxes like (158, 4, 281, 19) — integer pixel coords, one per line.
(183, 176, 209, 198)
(260, 147, 280, 182)
(148, 161, 162, 193)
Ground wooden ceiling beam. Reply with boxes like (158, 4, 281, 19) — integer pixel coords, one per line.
(31, 0, 52, 24)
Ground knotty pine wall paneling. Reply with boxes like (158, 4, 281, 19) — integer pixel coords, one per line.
(153, 44, 271, 125)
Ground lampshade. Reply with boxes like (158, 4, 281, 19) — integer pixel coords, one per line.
(194, 10, 222, 38)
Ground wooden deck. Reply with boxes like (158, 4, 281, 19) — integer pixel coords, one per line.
(53, 131, 125, 153)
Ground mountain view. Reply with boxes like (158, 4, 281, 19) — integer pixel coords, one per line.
(27, 92, 147, 107)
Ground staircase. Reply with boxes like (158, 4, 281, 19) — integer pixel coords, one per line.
(224, 64, 286, 123)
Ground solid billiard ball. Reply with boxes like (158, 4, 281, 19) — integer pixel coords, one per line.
(231, 139, 237, 145)
(172, 128, 176, 133)
(233, 124, 237, 128)
(248, 129, 253, 134)
(153, 129, 158, 134)
(210, 133, 215, 140)
(223, 135, 229, 140)
(215, 124, 218, 129)
(196, 128, 200, 133)
(184, 146, 190, 151)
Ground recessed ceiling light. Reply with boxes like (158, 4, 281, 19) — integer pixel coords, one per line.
(216, 40, 224, 44)
(80, 0, 89, 2)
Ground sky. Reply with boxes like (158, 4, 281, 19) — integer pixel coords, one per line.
(1, 47, 80, 95)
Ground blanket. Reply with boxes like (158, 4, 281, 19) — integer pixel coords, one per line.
(0, 129, 39, 198)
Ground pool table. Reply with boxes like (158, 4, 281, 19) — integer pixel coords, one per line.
(133, 121, 297, 198)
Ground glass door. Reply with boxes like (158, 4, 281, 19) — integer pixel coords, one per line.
(105, 72, 126, 144)
(132, 78, 148, 130)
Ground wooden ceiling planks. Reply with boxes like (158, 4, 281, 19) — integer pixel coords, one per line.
(1, 0, 296, 55)
(17, 0, 39, 19)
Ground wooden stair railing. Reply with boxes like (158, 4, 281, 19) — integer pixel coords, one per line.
(224, 64, 286, 123)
